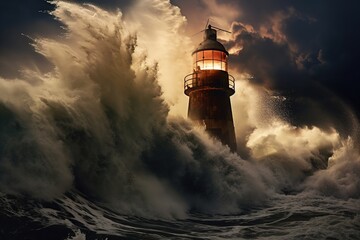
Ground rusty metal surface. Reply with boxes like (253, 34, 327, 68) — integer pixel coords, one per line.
(187, 79, 237, 151)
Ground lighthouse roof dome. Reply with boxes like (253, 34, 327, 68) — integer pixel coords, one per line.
(193, 39, 228, 55)
(192, 26, 228, 55)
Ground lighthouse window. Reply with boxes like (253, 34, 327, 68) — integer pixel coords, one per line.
(213, 51, 222, 61)
(196, 51, 203, 60)
(222, 52, 227, 61)
(193, 50, 228, 71)
(213, 62, 222, 70)
(203, 50, 213, 60)
(203, 60, 214, 70)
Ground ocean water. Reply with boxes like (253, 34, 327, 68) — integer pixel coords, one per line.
(1, 191, 359, 239)
(0, 1, 359, 239)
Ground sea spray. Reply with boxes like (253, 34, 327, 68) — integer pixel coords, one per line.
(0, 0, 359, 220)
(0, 1, 270, 218)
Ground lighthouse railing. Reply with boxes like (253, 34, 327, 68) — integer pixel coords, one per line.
(228, 74, 235, 90)
(184, 72, 235, 95)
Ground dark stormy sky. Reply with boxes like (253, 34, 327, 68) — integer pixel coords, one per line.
(1, 0, 359, 135)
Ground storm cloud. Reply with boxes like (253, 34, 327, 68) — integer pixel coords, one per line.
(172, 0, 359, 137)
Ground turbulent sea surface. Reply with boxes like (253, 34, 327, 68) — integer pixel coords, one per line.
(1, 191, 360, 239)
(0, 1, 359, 239)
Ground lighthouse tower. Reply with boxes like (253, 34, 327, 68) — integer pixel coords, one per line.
(184, 25, 236, 151)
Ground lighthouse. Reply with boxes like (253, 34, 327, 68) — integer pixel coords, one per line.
(184, 25, 237, 151)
